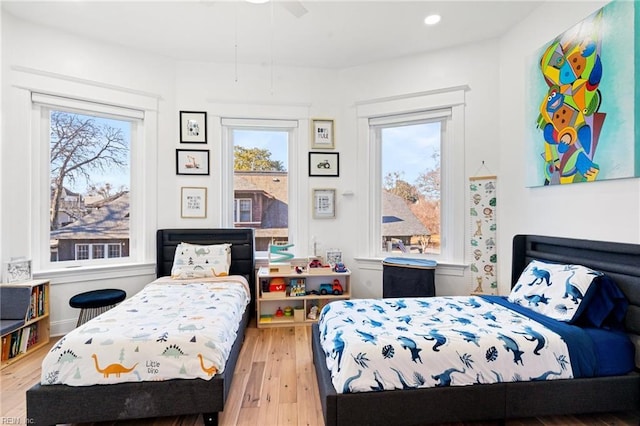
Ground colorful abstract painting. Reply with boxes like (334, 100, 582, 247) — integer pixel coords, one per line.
(525, 1, 639, 187)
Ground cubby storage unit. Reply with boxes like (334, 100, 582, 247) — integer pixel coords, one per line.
(1, 279, 50, 369)
(256, 265, 350, 328)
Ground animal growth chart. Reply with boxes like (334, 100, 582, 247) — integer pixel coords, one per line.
(469, 175, 497, 294)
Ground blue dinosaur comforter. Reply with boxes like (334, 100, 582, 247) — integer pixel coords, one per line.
(40, 276, 250, 386)
(317, 296, 596, 394)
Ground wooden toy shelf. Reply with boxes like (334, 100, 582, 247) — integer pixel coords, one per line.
(256, 266, 350, 328)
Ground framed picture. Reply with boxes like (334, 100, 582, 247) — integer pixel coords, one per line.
(311, 119, 334, 149)
(181, 187, 207, 218)
(312, 188, 336, 219)
(3, 258, 32, 283)
(325, 249, 342, 265)
(176, 149, 210, 175)
(309, 152, 339, 177)
(179, 111, 207, 143)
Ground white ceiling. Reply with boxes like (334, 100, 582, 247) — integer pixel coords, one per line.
(1, 0, 543, 69)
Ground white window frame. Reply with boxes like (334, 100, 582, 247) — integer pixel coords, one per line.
(74, 243, 122, 260)
(355, 87, 467, 266)
(17, 69, 159, 276)
(220, 118, 300, 258)
(34, 96, 140, 269)
(234, 198, 253, 224)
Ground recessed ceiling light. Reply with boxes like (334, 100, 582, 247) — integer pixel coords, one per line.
(424, 14, 441, 26)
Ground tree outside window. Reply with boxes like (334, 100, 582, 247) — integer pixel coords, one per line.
(381, 121, 441, 255)
(48, 110, 131, 262)
(232, 129, 289, 251)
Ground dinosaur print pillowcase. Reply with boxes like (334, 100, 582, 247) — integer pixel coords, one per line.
(508, 260, 601, 322)
(171, 242, 231, 279)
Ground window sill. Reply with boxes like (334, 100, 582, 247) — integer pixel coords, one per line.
(34, 262, 156, 284)
(353, 257, 467, 276)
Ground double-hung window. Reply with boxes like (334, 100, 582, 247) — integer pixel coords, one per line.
(31, 92, 149, 270)
(221, 118, 299, 255)
(357, 88, 466, 264)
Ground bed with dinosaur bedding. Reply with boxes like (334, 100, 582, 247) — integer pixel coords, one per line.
(312, 234, 640, 425)
(26, 228, 255, 426)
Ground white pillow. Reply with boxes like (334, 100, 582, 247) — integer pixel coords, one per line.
(171, 242, 231, 279)
(507, 260, 600, 322)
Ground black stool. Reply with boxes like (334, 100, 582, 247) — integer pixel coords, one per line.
(69, 289, 126, 327)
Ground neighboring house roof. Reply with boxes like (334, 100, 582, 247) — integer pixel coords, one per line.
(50, 191, 129, 240)
(234, 171, 288, 202)
(51, 186, 82, 199)
(382, 191, 430, 237)
(235, 172, 429, 238)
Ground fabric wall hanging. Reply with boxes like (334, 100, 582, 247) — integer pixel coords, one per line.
(469, 175, 497, 294)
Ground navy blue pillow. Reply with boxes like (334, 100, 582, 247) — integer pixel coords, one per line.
(576, 274, 628, 329)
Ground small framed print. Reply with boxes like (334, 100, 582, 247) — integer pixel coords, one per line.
(176, 149, 210, 175)
(311, 119, 334, 149)
(309, 152, 339, 177)
(3, 258, 32, 283)
(325, 249, 342, 265)
(313, 188, 336, 219)
(180, 111, 207, 143)
(181, 187, 207, 219)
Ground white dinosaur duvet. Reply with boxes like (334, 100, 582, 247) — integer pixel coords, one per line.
(41, 276, 250, 386)
(318, 296, 582, 394)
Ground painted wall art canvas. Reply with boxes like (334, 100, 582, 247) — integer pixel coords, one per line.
(525, 1, 639, 187)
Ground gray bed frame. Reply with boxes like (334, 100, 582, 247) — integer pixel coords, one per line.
(26, 228, 255, 426)
(312, 234, 640, 425)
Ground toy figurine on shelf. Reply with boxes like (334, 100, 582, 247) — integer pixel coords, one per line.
(308, 258, 323, 268)
(268, 242, 294, 263)
(275, 307, 284, 317)
(333, 262, 348, 273)
(308, 305, 319, 320)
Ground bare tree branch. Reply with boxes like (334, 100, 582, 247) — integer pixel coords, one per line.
(50, 111, 129, 230)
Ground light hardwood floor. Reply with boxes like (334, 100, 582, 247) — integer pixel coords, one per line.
(2, 322, 639, 426)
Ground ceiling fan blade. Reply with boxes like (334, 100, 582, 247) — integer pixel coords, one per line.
(281, 1, 308, 18)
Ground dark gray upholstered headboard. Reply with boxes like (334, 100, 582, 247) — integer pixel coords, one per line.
(156, 228, 256, 311)
(512, 234, 640, 368)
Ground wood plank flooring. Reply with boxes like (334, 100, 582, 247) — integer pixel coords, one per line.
(2, 322, 639, 426)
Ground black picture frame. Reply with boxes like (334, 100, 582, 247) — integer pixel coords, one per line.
(309, 152, 339, 177)
(176, 149, 210, 175)
(179, 111, 207, 143)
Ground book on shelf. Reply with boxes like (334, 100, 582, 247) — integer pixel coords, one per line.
(1, 336, 10, 361)
(26, 324, 38, 350)
(19, 327, 30, 354)
(10, 332, 20, 358)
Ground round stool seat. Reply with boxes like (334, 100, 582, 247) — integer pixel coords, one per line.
(70, 289, 126, 308)
(69, 289, 126, 327)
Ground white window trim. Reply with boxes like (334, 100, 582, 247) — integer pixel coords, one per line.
(355, 86, 468, 265)
(13, 67, 159, 275)
(234, 198, 253, 223)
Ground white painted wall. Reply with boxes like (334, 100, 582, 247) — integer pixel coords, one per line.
(497, 0, 640, 294)
(1, 14, 175, 334)
(3, 1, 640, 335)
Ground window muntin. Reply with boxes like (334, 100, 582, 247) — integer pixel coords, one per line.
(234, 198, 253, 223)
(92, 244, 105, 259)
(73, 243, 122, 260)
